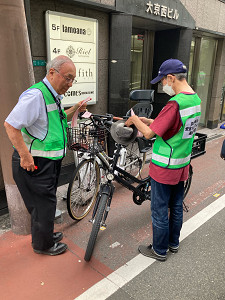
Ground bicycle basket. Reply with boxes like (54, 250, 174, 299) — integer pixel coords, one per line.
(67, 120, 108, 152)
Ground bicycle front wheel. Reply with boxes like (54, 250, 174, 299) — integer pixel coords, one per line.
(67, 158, 100, 220)
(123, 141, 147, 177)
(84, 192, 108, 262)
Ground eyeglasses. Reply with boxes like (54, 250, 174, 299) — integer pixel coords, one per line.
(54, 69, 76, 84)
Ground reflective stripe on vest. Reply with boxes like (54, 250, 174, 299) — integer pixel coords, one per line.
(30, 148, 66, 158)
(152, 153, 191, 166)
(47, 103, 57, 112)
(180, 105, 201, 118)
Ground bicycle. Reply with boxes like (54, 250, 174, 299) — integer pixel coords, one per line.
(81, 115, 196, 262)
(66, 90, 155, 221)
(66, 114, 148, 221)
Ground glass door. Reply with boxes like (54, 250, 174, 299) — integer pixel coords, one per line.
(189, 37, 218, 126)
(130, 34, 144, 90)
(130, 30, 154, 91)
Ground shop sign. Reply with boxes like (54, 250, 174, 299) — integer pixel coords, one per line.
(146, 1, 179, 20)
(45, 11, 98, 106)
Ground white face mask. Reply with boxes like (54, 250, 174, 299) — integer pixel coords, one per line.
(162, 81, 176, 96)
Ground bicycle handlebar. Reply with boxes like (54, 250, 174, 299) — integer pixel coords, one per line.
(79, 113, 131, 132)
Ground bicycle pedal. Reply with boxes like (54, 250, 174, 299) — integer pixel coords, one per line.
(100, 224, 107, 231)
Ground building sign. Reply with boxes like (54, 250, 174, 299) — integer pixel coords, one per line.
(45, 11, 98, 106)
(146, 1, 179, 20)
(33, 60, 46, 66)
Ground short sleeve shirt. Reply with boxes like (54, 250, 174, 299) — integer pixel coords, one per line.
(149, 99, 190, 185)
(5, 78, 63, 140)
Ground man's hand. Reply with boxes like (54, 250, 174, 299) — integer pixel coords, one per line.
(65, 100, 88, 121)
(75, 100, 87, 112)
(125, 115, 139, 127)
(20, 152, 35, 171)
(4, 122, 37, 171)
(139, 117, 154, 126)
(124, 116, 155, 140)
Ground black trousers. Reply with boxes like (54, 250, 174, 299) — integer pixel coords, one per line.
(12, 150, 62, 250)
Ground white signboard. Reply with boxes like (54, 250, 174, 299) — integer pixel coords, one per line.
(45, 11, 98, 106)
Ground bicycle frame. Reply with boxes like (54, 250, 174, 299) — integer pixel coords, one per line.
(107, 144, 150, 196)
(90, 143, 151, 223)
(75, 134, 143, 189)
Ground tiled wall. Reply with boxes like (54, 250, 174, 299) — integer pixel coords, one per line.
(180, 0, 225, 33)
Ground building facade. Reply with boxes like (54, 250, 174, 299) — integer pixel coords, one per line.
(0, 0, 225, 214)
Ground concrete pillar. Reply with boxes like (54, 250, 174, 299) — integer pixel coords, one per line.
(177, 28, 193, 68)
(107, 13, 132, 156)
(0, 0, 35, 234)
(108, 13, 132, 117)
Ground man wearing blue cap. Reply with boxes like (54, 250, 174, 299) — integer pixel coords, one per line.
(126, 59, 201, 261)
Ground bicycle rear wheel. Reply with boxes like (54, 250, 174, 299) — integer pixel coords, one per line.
(67, 158, 100, 220)
(84, 191, 108, 262)
(123, 141, 146, 177)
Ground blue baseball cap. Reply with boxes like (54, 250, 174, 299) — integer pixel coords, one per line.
(151, 59, 187, 84)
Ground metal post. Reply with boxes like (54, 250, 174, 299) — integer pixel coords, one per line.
(0, 0, 34, 234)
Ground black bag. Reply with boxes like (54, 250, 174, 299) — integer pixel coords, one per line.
(220, 139, 225, 160)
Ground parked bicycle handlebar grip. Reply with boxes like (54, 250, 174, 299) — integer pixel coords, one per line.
(105, 120, 113, 126)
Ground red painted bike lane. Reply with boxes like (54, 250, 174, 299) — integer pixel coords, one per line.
(1, 136, 225, 300)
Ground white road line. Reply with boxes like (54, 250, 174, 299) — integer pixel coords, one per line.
(75, 194, 225, 300)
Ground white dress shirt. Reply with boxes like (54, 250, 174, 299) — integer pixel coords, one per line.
(5, 77, 63, 140)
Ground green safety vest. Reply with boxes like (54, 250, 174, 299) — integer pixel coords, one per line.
(151, 93, 201, 169)
(21, 81, 68, 160)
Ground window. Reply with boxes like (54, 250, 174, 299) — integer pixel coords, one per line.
(130, 34, 144, 90)
(189, 36, 218, 126)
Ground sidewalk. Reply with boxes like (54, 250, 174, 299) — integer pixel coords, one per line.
(0, 230, 112, 300)
(1, 124, 225, 300)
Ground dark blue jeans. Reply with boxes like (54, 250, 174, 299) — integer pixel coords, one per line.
(151, 178, 184, 256)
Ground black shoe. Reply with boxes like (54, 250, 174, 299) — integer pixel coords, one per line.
(53, 232, 63, 243)
(167, 245, 179, 253)
(138, 244, 167, 261)
(33, 242, 68, 256)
